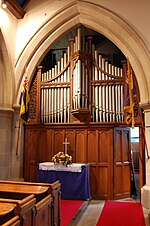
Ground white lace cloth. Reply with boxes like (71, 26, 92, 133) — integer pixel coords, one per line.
(39, 162, 85, 172)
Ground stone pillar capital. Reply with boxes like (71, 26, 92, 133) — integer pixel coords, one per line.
(140, 101, 150, 112)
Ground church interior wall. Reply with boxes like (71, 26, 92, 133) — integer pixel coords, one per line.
(1, 0, 150, 205)
(0, 6, 23, 180)
(0, 5, 18, 66)
(0, 109, 14, 179)
(0, 32, 14, 108)
(16, 0, 150, 53)
(15, 1, 150, 105)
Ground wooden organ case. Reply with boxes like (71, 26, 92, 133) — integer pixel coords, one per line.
(24, 27, 142, 200)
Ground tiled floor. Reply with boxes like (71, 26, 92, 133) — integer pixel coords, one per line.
(76, 199, 150, 226)
(76, 200, 104, 226)
(144, 207, 150, 226)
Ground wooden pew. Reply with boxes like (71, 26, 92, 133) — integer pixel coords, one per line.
(0, 202, 17, 225)
(32, 194, 52, 226)
(2, 216, 20, 226)
(0, 195, 53, 226)
(0, 180, 61, 226)
(0, 195, 36, 225)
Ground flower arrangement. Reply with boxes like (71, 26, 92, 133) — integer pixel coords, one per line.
(52, 151, 73, 166)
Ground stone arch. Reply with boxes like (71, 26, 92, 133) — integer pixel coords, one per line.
(0, 30, 15, 180)
(15, 1, 150, 105)
(0, 30, 14, 108)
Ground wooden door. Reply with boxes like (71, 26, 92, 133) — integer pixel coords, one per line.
(113, 127, 131, 199)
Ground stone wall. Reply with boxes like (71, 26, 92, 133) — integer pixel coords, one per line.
(0, 107, 24, 181)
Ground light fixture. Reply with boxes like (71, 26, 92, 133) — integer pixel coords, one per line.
(1, 0, 7, 9)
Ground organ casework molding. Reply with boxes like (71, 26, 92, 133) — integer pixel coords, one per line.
(29, 26, 140, 125)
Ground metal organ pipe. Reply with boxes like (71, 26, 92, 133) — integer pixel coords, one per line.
(108, 63, 112, 122)
(54, 65, 57, 122)
(95, 50, 99, 122)
(114, 66, 118, 122)
(77, 59, 81, 108)
(57, 61, 60, 123)
(67, 47, 70, 123)
(77, 28, 81, 109)
(64, 53, 67, 123)
(43, 73, 46, 123)
(60, 57, 63, 123)
(101, 58, 106, 122)
(51, 68, 55, 123)
(49, 70, 52, 123)
(40, 28, 124, 124)
(120, 68, 123, 122)
(91, 49, 124, 123)
(117, 67, 120, 122)
(82, 61, 85, 108)
(91, 45, 95, 121)
(85, 40, 88, 109)
(105, 61, 109, 122)
(46, 71, 49, 123)
(98, 55, 102, 122)
(41, 73, 44, 123)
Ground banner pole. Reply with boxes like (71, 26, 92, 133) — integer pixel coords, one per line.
(140, 108, 150, 159)
(16, 118, 21, 155)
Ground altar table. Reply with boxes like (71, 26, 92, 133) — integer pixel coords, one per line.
(37, 162, 91, 200)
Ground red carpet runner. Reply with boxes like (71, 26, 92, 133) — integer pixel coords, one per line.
(96, 200, 146, 226)
(61, 200, 84, 226)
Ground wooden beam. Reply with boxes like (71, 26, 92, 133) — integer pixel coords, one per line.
(6, 0, 26, 19)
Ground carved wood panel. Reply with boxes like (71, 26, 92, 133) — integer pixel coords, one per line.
(76, 130, 86, 163)
(87, 130, 97, 163)
(29, 74, 37, 120)
(24, 125, 130, 199)
(113, 127, 130, 199)
(96, 129, 113, 199)
(65, 130, 75, 160)
(53, 130, 64, 156)
(24, 127, 39, 181)
(38, 129, 48, 161)
(90, 166, 97, 197)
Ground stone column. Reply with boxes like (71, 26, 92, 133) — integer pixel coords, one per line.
(141, 103, 150, 210)
(0, 106, 24, 181)
(0, 107, 14, 179)
(10, 104, 24, 181)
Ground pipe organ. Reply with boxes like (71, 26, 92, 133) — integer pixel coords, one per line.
(41, 51, 70, 124)
(26, 27, 142, 200)
(38, 27, 125, 124)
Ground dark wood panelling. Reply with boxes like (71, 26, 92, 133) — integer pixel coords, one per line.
(38, 129, 48, 161)
(90, 166, 97, 197)
(24, 124, 130, 199)
(98, 129, 113, 199)
(98, 167, 108, 197)
(76, 130, 87, 163)
(87, 130, 97, 163)
(113, 127, 130, 199)
(65, 130, 75, 159)
(53, 130, 64, 155)
(24, 127, 39, 181)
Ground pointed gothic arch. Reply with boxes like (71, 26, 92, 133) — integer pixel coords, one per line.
(15, 1, 150, 106)
(0, 30, 14, 108)
(20, 2, 149, 199)
(0, 30, 15, 180)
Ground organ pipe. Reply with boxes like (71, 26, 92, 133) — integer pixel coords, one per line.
(40, 27, 124, 124)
